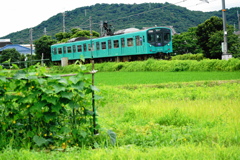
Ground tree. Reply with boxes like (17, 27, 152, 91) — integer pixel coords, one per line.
(55, 32, 71, 42)
(34, 35, 57, 60)
(54, 29, 100, 43)
(70, 30, 100, 39)
(0, 48, 21, 63)
(173, 27, 202, 55)
(195, 16, 239, 59)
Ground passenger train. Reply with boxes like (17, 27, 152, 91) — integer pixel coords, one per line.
(51, 27, 173, 63)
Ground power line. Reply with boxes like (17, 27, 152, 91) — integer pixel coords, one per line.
(96, 0, 216, 24)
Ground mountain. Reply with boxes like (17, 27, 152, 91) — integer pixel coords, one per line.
(1, 3, 239, 44)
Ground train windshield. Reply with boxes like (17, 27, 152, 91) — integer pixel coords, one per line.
(147, 28, 171, 46)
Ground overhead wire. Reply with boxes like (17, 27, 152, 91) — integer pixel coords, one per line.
(75, 0, 216, 30)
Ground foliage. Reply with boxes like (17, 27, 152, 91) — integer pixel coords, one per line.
(54, 29, 100, 43)
(173, 27, 202, 54)
(0, 69, 240, 158)
(0, 49, 22, 63)
(0, 64, 102, 150)
(171, 53, 205, 61)
(85, 58, 240, 72)
(34, 35, 57, 60)
(196, 16, 240, 59)
(2, 3, 239, 44)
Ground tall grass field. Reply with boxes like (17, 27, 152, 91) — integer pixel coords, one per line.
(1, 59, 240, 160)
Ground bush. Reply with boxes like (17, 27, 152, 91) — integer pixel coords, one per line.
(0, 64, 101, 150)
(171, 53, 205, 61)
(85, 58, 240, 72)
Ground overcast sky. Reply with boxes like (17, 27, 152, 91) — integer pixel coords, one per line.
(0, 0, 239, 37)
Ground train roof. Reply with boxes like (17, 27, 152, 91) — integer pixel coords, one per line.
(114, 26, 176, 35)
(51, 26, 175, 47)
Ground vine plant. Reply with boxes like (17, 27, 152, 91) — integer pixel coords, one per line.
(0, 64, 100, 150)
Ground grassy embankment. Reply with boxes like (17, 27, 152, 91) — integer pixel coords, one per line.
(1, 59, 240, 159)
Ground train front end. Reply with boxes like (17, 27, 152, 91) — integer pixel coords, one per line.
(146, 27, 173, 56)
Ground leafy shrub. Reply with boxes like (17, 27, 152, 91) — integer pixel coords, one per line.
(85, 58, 240, 72)
(0, 64, 101, 150)
(172, 53, 205, 61)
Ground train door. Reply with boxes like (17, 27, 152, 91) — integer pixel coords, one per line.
(107, 40, 112, 56)
(135, 36, 143, 54)
(120, 38, 126, 55)
(95, 41, 100, 58)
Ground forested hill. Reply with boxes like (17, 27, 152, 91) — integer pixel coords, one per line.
(1, 3, 239, 44)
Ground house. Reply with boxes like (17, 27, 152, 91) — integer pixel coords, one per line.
(0, 44, 34, 55)
(0, 39, 12, 48)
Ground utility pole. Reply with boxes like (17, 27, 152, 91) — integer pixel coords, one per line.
(29, 28, 33, 65)
(90, 16, 97, 135)
(44, 27, 47, 35)
(221, 0, 232, 60)
(100, 20, 103, 37)
(238, 11, 240, 31)
(63, 11, 66, 32)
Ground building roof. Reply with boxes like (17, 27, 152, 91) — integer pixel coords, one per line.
(234, 31, 240, 35)
(0, 44, 34, 55)
(0, 39, 12, 48)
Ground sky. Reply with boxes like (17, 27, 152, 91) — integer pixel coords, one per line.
(0, 0, 239, 37)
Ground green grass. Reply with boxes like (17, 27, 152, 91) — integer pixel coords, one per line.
(93, 71, 240, 86)
(1, 71, 240, 159)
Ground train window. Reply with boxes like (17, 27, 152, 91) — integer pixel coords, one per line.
(83, 44, 87, 52)
(88, 44, 91, 51)
(147, 29, 155, 43)
(121, 38, 125, 47)
(114, 40, 119, 48)
(135, 36, 142, 46)
(58, 48, 62, 54)
(108, 40, 112, 49)
(67, 46, 72, 53)
(63, 46, 66, 54)
(77, 45, 82, 52)
(73, 45, 76, 52)
(101, 42, 106, 50)
(127, 38, 133, 47)
(53, 48, 57, 54)
(96, 42, 100, 50)
(156, 33, 162, 43)
(164, 33, 170, 41)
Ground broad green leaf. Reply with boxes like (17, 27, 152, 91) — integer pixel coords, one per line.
(44, 112, 56, 122)
(69, 76, 81, 84)
(58, 78, 68, 85)
(26, 131, 34, 138)
(48, 82, 66, 93)
(80, 131, 87, 138)
(51, 103, 62, 113)
(69, 101, 79, 109)
(107, 130, 117, 145)
(41, 94, 58, 105)
(31, 101, 47, 112)
(0, 76, 7, 82)
(72, 81, 84, 91)
(60, 126, 71, 134)
(91, 85, 99, 92)
(13, 73, 27, 80)
(33, 135, 48, 146)
(60, 91, 74, 100)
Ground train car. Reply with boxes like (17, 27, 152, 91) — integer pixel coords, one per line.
(51, 27, 173, 63)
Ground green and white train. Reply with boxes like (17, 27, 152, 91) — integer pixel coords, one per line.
(51, 27, 173, 63)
